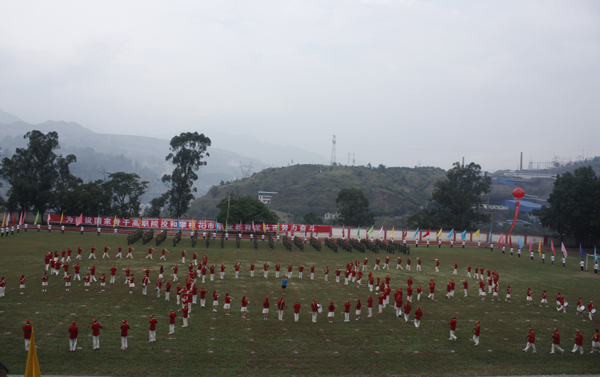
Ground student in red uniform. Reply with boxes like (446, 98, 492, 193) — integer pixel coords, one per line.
(241, 296, 249, 318)
(19, 275, 25, 294)
(249, 262, 255, 278)
(224, 293, 232, 315)
(69, 321, 79, 351)
(148, 314, 157, 342)
(328, 301, 336, 323)
(89, 245, 97, 259)
(367, 295, 374, 317)
(293, 300, 301, 322)
(414, 306, 423, 329)
(91, 318, 103, 350)
(212, 291, 220, 312)
(343, 300, 351, 322)
(572, 329, 584, 354)
(403, 301, 412, 323)
(473, 320, 481, 346)
(0, 276, 6, 297)
(41, 273, 48, 293)
(262, 297, 270, 320)
(23, 319, 32, 351)
(275, 263, 281, 278)
(180, 305, 190, 327)
(120, 319, 130, 350)
(311, 299, 319, 323)
(523, 327, 537, 353)
(591, 328, 600, 353)
(168, 309, 177, 334)
(551, 328, 564, 354)
(449, 315, 458, 341)
(277, 297, 286, 321)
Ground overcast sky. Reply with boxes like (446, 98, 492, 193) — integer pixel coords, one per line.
(1, 0, 599, 172)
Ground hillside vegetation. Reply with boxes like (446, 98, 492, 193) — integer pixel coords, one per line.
(189, 164, 446, 224)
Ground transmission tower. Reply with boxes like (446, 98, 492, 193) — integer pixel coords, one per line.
(239, 162, 253, 179)
(330, 135, 336, 165)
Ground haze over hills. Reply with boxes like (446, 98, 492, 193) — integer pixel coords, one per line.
(0, 108, 327, 199)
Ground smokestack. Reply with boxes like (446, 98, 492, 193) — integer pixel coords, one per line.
(462, 157, 464, 167)
(520, 152, 523, 171)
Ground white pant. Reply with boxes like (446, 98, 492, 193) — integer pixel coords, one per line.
(572, 344, 584, 354)
(169, 324, 175, 334)
(294, 313, 299, 322)
(551, 344, 564, 353)
(264, 271, 268, 278)
(149, 330, 156, 342)
(183, 318, 188, 327)
(414, 319, 420, 328)
(449, 330, 457, 340)
(25, 338, 30, 351)
(276, 271, 279, 278)
(110, 275, 115, 284)
(121, 336, 128, 349)
(312, 312, 317, 322)
(374, 264, 380, 270)
(368, 308, 373, 317)
(523, 342, 536, 352)
(278, 310, 284, 320)
(165, 292, 170, 301)
(396, 264, 403, 270)
(473, 335, 479, 346)
(93, 335, 100, 349)
(69, 338, 77, 351)
(127, 253, 133, 259)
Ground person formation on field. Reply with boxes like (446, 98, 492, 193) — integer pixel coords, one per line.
(6, 241, 598, 353)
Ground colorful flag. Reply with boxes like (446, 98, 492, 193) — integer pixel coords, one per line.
(276, 222, 280, 235)
(378, 226, 383, 238)
(47, 212, 51, 225)
(291, 223, 294, 237)
(75, 213, 83, 227)
(262, 222, 266, 233)
(5, 212, 10, 227)
(139, 217, 142, 229)
(488, 232, 492, 243)
(342, 225, 345, 238)
(191, 219, 195, 231)
(1, 212, 5, 227)
(498, 233, 504, 247)
(357, 227, 360, 238)
(538, 241, 542, 256)
(112, 215, 117, 228)
(12, 212, 16, 225)
(402, 228, 408, 238)
(594, 246, 597, 262)
(561, 242, 568, 258)
(509, 236, 513, 248)
(436, 228, 443, 238)
(551, 240, 555, 256)
(580, 244, 585, 258)
(447, 229, 454, 239)
(413, 227, 420, 239)
(215, 218, 218, 232)
(390, 227, 394, 238)
(422, 228, 430, 237)
(461, 230, 466, 240)
(529, 241, 533, 253)
(60, 213, 64, 225)
(177, 218, 181, 232)
(18, 211, 23, 226)
(472, 229, 480, 238)
(518, 235, 524, 249)
(96, 214, 101, 226)
(367, 225, 374, 235)
(34, 211, 39, 225)
(225, 219, 228, 232)
(24, 327, 41, 377)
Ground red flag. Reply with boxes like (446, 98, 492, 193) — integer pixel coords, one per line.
(402, 229, 407, 238)
(304, 225, 307, 236)
(551, 240, 555, 256)
(329, 227, 332, 238)
(422, 229, 430, 237)
(12, 212, 16, 225)
(498, 233, 504, 246)
(342, 226, 345, 238)
(507, 202, 520, 236)
(291, 223, 294, 237)
(509, 236, 512, 248)
(529, 241, 533, 252)
(75, 213, 83, 226)
(159, 217, 162, 229)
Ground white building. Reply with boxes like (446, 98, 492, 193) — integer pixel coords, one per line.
(258, 191, 278, 206)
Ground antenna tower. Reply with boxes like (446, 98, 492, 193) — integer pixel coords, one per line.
(330, 135, 336, 165)
(239, 162, 253, 179)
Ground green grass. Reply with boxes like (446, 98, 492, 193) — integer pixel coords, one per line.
(0, 231, 599, 376)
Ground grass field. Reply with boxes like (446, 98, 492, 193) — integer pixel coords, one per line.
(0, 231, 599, 376)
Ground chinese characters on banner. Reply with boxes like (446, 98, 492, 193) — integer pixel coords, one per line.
(47, 214, 331, 233)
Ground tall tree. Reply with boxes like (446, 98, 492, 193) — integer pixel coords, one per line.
(0, 130, 77, 214)
(106, 172, 149, 218)
(215, 194, 278, 224)
(303, 211, 323, 225)
(162, 132, 211, 218)
(535, 166, 600, 244)
(335, 188, 374, 226)
(407, 162, 491, 230)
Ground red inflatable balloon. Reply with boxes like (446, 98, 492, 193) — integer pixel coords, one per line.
(513, 187, 525, 200)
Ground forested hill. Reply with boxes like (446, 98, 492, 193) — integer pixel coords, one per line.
(188, 164, 446, 223)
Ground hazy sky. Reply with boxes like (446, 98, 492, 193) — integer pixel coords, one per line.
(1, 0, 599, 172)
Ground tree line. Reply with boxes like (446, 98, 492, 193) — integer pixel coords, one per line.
(0, 130, 211, 220)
